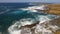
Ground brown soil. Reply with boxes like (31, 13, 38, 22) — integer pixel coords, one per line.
(54, 30, 60, 34)
(42, 4, 60, 16)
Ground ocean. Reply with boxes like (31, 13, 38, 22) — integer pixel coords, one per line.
(0, 3, 59, 34)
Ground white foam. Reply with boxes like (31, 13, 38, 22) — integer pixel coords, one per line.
(8, 14, 60, 34)
(38, 15, 51, 24)
(8, 18, 36, 34)
(20, 5, 46, 12)
(10, 30, 21, 34)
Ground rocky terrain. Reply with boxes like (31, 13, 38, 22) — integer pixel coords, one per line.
(45, 4, 60, 34)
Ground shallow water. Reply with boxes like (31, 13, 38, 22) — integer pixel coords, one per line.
(0, 3, 60, 34)
(7, 9, 60, 34)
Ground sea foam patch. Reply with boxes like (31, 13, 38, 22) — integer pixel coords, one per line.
(20, 5, 47, 13)
(8, 5, 60, 34)
(8, 13, 60, 34)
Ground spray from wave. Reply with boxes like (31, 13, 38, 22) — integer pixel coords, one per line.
(8, 5, 60, 34)
(20, 5, 48, 13)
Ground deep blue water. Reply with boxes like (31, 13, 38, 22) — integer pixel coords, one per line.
(0, 3, 57, 34)
(0, 3, 38, 33)
(0, 3, 35, 9)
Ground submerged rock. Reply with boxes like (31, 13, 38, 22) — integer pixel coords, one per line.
(8, 17, 60, 34)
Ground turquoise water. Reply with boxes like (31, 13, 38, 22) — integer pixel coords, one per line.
(6, 10, 59, 34)
(0, 8, 58, 34)
(0, 10, 57, 25)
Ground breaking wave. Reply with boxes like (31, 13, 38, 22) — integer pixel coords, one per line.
(8, 5, 60, 34)
(20, 5, 47, 13)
